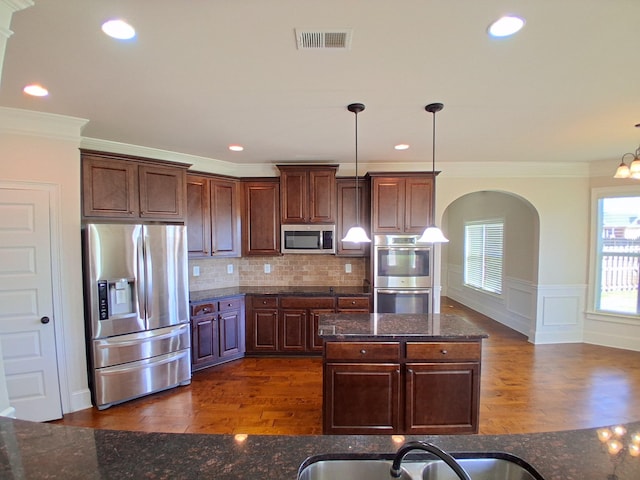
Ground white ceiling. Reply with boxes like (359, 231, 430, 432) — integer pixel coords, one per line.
(2, 0, 640, 174)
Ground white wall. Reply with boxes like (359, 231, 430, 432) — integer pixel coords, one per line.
(438, 174, 590, 345)
(0, 107, 92, 413)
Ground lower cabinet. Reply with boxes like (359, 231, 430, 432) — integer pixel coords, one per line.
(323, 339, 481, 435)
(323, 341, 401, 434)
(246, 296, 279, 353)
(190, 296, 245, 371)
(246, 294, 371, 355)
(280, 297, 335, 353)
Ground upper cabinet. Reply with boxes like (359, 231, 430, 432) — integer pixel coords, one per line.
(81, 150, 189, 222)
(336, 177, 370, 257)
(186, 174, 241, 258)
(277, 165, 337, 224)
(241, 179, 280, 256)
(369, 173, 434, 234)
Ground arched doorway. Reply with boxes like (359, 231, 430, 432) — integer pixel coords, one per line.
(440, 190, 540, 339)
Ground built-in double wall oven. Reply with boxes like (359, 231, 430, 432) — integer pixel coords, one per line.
(373, 234, 432, 314)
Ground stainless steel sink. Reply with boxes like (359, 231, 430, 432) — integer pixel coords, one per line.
(297, 452, 545, 480)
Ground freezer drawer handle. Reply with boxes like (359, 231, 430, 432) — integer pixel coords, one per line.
(40, 316, 50, 324)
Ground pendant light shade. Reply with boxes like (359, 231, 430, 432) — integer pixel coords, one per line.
(342, 103, 371, 243)
(419, 102, 449, 244)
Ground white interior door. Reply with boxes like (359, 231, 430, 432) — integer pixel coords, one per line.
(0, 187, 62, 421)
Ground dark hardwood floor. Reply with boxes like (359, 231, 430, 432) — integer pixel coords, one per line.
(52, 298, 640, 435)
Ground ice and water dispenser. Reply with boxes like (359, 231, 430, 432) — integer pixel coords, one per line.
(97, 279, 136, 320)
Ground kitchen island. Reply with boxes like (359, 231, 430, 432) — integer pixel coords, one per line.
(2, 417, 640, 479)
(319, 313, 488, 435)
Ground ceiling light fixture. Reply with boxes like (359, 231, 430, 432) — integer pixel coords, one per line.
(394, 144, 410, 151)
(488, 15, 525, 38)
(419, 103, 449, 244)
(23, 84, 49, 97)
(342, 103, 371, 244)
(101, 19, 136, 40)
(614, 124, 640, 180)
(228, 144, 244, 152)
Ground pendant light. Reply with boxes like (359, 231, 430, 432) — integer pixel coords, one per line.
(419, 103, 449, 243)
(341, 103, 371, 243)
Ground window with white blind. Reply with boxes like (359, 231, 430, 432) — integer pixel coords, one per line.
(464, 221, 504, 294)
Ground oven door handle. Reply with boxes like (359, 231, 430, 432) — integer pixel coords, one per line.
(376, 289, 432, 294)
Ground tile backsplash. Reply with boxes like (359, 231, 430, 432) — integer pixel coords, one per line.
(188, 255, 368, 291)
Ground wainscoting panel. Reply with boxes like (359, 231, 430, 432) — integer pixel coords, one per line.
(533, 284, 585, 344)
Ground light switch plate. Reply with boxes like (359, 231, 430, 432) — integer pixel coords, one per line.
(345, 263, 352, 273)
(264, 264, 271, 274)
(227, 264, 233, 274)
(193, 266, 200, 277)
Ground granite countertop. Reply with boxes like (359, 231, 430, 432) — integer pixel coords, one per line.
(318, 313, 488, 340)
(2, 417, 640, 479)
(189, 285, 371, 303)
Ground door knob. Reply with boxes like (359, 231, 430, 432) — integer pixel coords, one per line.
(40, 316, 50, 324)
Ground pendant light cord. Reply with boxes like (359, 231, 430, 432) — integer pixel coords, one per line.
(355, 109, 360, 225)
(431, 109, 436, 223)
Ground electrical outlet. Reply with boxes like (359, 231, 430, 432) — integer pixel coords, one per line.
(264, 264, 271, 274)
(227, 264, 233, 274)
(345, 263, 352, 273)
(193, 266, 200, 277)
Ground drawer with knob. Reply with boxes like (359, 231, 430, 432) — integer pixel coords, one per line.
(324, 341, 400, 362)
(218, 297, 242, 312)
(336, 296, 370, 311)
(250, 296, 278, 308)
(405, 341, 481, 361)
(191, 302, 217, 316)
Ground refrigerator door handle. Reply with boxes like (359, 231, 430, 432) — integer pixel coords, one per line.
(136, 228, 147, 326)
(143, 228, 153, 322)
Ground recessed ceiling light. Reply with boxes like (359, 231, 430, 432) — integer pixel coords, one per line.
(23, 84, 49, 97)
(229, 145, 244, 152)
(488, 15, 525, 38)
(394, 144, 410, 151)
(101, 19, 136, 40)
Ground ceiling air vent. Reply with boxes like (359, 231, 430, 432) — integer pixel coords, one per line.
(295, 29, 353, 50)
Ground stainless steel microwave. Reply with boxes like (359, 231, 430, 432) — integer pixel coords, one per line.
(281, 224, 336, 254)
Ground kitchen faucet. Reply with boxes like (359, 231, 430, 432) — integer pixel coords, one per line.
(390, 441, 472, 480)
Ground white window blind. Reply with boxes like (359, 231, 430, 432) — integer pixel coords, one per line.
(464, 221, 504, 294)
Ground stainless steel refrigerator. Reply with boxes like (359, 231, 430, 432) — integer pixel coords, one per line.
(82, 223, 191, 410)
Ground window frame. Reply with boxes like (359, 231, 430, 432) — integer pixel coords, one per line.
(463, 219, 505, 295)
(590, 186, 640, 318)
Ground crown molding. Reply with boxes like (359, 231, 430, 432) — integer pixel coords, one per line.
(0, 107, 88, 141)
(80, 137, 280, 177)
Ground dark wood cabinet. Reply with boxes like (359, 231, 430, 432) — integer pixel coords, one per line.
(323, 341, 401, 434)
(279, 296, 335, 353)
(336, 178, 370, 256)
(81, 150, 188, 221)
(186, 174, 240, 257)
(369, 174, 434, 234)
(217, 297, 245, 360)
(191, 303, 218, 371)
(246, 294, 369, 355)
(241, 179, 280, 255)
(336, 295, 371, 314)
(190, 296, 245, 371)
(322, 338, 481, 434)
(278, 165, 337, 224)
(404, 341, 481, 434)
(246, 296, 279, 353)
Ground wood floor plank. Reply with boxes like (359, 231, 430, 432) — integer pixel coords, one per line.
(51, 298, 640, 435)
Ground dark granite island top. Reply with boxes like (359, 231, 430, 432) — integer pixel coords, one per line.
(317, 312, 489, 340)
(3, 417, 640, 479)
